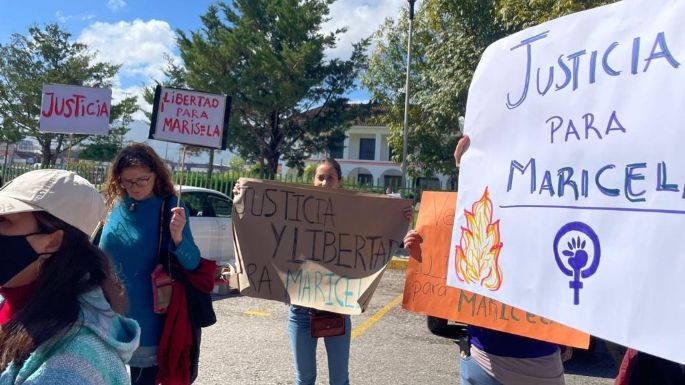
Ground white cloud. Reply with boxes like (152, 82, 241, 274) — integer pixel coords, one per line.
(324, 0, 417, 59)
(74, 2, 415, 114)
(78, 19, 180, 120)
(55, 11, 95, 24)
(107, 0, 126, 12)
(111, 85, 150, 121)
(78, 19, 178, 80)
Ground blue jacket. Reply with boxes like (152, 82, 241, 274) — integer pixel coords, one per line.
(99, 195, 200, 367)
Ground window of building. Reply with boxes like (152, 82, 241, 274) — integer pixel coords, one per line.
(357, 173, 373, 185)
(359, 138, 375, 160)
(384, 175, 402, 190)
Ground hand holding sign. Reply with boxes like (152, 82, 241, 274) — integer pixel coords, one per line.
(403, 230, 423, 261)
(169, 207, 187, 246)
(454, 135, 470, 166)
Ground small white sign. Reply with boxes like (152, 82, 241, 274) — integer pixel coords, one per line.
(39, 84, 111, 135)
(149, 86, 230, 149)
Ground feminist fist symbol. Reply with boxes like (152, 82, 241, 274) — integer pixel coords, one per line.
(564, 237, 589, 272)
(553, 222, 601, 305)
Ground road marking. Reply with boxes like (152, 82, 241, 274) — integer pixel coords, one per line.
(351, 293, 403, 341)
(243, 308, 271, 317)
(388, 258, 408, 270)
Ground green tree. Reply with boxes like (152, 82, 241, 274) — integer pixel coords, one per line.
(0, 118, 25, 176)
(303, 163, 317, 182)
(172, 0, 368, 177)
(0, 24, 120, 166)
(362, 0, 616, 178)
(79, 95, 139, 162)
(227, 155, 246, 173)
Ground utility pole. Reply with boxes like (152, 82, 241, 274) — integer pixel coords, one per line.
(401, 0, 416, 188)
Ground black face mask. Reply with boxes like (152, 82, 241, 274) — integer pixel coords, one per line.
(0, 233, 46, 286)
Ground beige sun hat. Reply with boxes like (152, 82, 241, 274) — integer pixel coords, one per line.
(0, 169, 105, 235)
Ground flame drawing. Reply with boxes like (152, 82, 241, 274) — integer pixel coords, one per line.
(455, 187, 503, 291)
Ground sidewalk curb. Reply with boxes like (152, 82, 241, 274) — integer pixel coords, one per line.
(388, 256, 409, 270)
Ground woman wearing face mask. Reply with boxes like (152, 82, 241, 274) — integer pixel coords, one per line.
(0, 169, 140, 384)
(234, 158, 412, 385)
(99, 142, 201, 385)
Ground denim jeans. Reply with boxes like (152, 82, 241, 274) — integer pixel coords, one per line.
(460, 356, 503, 385)
(287, 306, 351, 385)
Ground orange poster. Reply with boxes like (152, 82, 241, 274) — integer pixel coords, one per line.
(402, 191, 590, 349)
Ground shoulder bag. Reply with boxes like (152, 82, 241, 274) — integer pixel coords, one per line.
(309, 309, 346, 338)
(152, 197, 174, 314)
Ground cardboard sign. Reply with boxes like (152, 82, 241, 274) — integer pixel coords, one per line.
(232, 178, 412, 314)
(402, 192, 590, 348)
(149, 85, 231, 149)
(39, 84, 111, 135)
(448, 0, 685, 363)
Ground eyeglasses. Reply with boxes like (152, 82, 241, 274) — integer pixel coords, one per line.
(120, 175, 153, 189)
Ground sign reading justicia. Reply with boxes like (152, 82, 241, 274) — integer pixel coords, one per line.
(448, 0, 685, 364)
(39, 84, 111, 135)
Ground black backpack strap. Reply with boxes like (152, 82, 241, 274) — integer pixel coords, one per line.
(158, 196, 174, 272)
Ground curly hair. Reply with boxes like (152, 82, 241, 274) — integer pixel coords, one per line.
(104, 142, 175, 209)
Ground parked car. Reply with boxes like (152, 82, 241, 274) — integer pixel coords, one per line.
(427, 316, 449, 335)
(177, 186, 235, 277)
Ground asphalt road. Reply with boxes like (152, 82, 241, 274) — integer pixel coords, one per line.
(195, 268, 624, 385)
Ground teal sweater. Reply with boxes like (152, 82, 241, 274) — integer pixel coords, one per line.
(0, 288, 140, 385)
(99, 195, 200, 367)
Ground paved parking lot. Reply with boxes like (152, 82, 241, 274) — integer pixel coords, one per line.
(195, 268, 624, 384)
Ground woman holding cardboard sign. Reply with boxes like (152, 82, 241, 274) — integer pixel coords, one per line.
(234, 158, 351, 384)
(234, 158, 413, 385)
(290, 159, 352, 385)
(404, 135, 566, 385)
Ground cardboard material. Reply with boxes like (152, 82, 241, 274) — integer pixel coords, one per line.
(233, 178, 412, 314)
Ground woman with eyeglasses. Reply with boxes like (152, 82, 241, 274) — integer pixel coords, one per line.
(99, 142, 201, 385)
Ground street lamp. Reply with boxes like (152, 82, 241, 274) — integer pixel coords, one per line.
(401, 0, 416, 189)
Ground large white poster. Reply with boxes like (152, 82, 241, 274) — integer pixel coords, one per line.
(39, 84, 111, 135)
(448, 0, 685, 364)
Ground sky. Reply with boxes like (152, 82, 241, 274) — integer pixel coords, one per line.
(0, 0, 414, 162)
